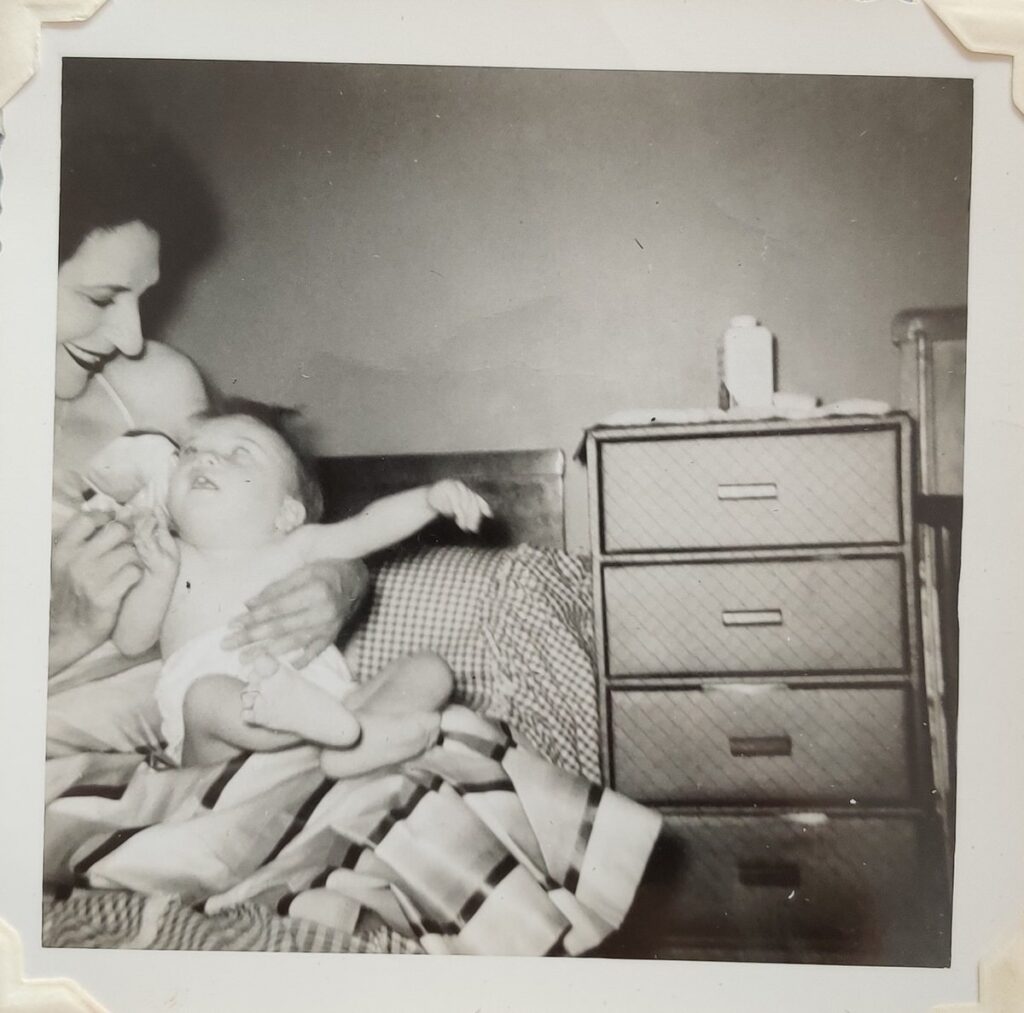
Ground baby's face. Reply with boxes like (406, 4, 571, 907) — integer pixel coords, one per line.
(168, 416, 301, 546)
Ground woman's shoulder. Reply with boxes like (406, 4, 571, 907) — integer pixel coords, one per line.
(105, 342, 210, 439)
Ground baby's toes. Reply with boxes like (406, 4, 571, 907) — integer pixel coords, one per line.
(240, 689, 265, 726)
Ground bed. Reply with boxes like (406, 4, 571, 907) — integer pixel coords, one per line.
(42, 448, 645, 956)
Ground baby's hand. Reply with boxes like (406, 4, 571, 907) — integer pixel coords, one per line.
(132, 512, 179, 579)
(427, 480, 493, 533)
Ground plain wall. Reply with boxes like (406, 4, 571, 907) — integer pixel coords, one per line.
(63, 60, 972, 551)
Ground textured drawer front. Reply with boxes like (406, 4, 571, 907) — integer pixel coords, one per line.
(604, 557, 905, 675)
(635, 815, 924, 957)
(609, 685, 912, 804)
(600, 429, 901, 551)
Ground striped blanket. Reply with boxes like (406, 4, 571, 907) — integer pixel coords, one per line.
(44, 546, 660, 954)
(45, 707, 660, 955)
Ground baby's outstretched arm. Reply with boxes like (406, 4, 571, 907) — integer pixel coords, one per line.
(297, 481, 492, 561)
(112, 513, 179, 657)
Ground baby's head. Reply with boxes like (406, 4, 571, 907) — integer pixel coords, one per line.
(168, 401, 323, 549)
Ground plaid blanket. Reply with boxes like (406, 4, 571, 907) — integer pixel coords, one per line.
(44, 546, 648, 954)
(42, 889, 419, 954)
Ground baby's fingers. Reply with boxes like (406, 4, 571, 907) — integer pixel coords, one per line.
(457, 488, 489, 532)
(153, 524, 178, 557)
(133, 514, 156, 544)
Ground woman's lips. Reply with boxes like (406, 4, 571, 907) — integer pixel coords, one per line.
(64, 344, 115, 372)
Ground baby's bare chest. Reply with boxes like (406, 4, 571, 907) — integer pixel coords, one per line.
(161, 542, 305, 653)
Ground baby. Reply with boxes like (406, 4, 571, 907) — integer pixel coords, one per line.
(111, 406, 491, 771)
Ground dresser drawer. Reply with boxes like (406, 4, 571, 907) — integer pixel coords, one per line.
(609, 685, 912, 804)
(624, 814, 928, 959)
(599, 428, 902, 552)
(603, 557, 906, 676)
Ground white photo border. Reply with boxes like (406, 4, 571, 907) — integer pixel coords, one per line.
(1, 2, 1022, 1011)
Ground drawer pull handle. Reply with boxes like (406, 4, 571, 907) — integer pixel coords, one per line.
(738, 860, 802, 889)
(729, 734, 792, 758)
(722, 608, 783, 627)
(717, 482, 778, 501)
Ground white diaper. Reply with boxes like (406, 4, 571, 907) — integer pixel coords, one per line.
(156, 626, 356, 765)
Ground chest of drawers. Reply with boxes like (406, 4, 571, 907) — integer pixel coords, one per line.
(586, 415, 949, 965)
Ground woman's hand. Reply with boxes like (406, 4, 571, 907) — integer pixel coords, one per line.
(49, 510, 143, 675)
(222, 557, 370, 669)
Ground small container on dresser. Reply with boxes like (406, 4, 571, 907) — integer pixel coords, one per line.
(586, 414, 950, 965)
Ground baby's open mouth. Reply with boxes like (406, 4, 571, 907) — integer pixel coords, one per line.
(191, 475, 219, 491)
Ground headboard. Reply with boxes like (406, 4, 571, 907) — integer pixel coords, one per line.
(317, 448, 566, 550)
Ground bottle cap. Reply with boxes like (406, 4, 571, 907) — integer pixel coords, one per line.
(729, 314, 758, 328)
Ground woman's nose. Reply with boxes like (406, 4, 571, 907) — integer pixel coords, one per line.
(108, 298, 145, 357)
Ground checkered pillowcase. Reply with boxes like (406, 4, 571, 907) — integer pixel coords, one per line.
(344, 546, 505, 709)
(343, 544, 601, 780)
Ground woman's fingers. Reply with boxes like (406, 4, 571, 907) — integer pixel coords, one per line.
(245, 588, 333, 632)
(222, 603, 323, 650)
(224, 560, 367, 665)
(51, 510, 112, 568)
(242, 568, 311, 612)
(241, 650, 281, 683)
(85, 543, 141, 586)
(94, 560, 144, 606)
(50, 512, 143, 658)
(283, 639, 326, 670)
(245, 633, 322, 670)
(77, 520, 135, 566)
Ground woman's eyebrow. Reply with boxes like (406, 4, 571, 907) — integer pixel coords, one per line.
(80, 284, 132, 295)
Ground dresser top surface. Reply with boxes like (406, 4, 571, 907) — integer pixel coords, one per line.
(586, 412, 912, 444)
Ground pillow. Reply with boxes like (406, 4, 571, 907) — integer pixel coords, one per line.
(343, 544, 601, 781)
(343, 546, 506, 708)
(478, 545, 601, 781)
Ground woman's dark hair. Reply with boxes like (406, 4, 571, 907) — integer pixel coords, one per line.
(58, 116, 222, 338)
(199, 397, 325, 524)
(59, 123, 220, 262)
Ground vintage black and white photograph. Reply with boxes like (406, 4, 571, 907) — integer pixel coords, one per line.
(41, 57, 970, 967)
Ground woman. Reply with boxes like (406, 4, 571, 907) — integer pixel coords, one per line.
(48, 128, 366, 754)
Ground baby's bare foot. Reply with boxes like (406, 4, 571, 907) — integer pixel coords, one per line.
(320, 711, 441, 779)
(241, 664, 361, 748)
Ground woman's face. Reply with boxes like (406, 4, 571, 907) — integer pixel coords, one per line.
(55, 221, 161, 399)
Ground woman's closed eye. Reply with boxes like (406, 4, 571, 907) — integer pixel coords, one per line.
(85, 293, 115, 309)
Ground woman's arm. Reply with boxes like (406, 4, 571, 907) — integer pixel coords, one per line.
(49, 512, 142, 676)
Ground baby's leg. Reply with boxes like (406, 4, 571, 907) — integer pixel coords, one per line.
(241, 663, 362, 748)
(320, 652, 453, 779)
(345, 651, 454, 715)
(180, 675, 304, 767)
